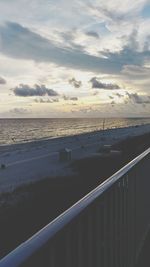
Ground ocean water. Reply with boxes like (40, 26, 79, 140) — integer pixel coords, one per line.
(0, 118, 150, 145)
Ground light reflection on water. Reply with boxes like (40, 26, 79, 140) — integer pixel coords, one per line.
(0, 118, 149, 145)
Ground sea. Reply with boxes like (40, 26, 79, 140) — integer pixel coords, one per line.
(0, 118, 150, 145)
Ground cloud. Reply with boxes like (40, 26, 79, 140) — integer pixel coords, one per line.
(85, 31, 99, 39)
(70, 97, 78, 101)
(0, 22, 113, 73)
(34, 98, 59, 103)
(69, 78, 82, 88)
(122, 65, 150, 79)
(86, 1, 148, 24)
(63, 95, 78, 101)
(0, 76, 6, 84)
(79, 107, 93, 114)
(126, 92, 150, 104)
(115, 93, 124, 98)
(59, 31, 85, 51)
(99, 29, 150, 71)
(12, 84, 59, 97)
(93, 90, 100, 96)
(0, 22, 149, 76)
(10, 108, 30, 114)
(90, 77, 121, 90)
(100, 46, 149, 70)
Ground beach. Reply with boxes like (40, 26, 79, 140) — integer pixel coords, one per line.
(0, 125, 149, 258)
(0, 123, 150, 194)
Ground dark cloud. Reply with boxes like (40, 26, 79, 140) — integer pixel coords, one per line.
(126, 29, 139, 51)
(85, 31, 99, 39)
(122, 65, 150, 80)
(79, 107, 93, 114)
(90, 77, 120, 90)
(63, 95, 69, 101)
(126, 92, 150, 104)
(60, 31, 74, 42)
(115, 93, 124, 98)
(63, 95, 78, 101)
(0, 77, 6, 84)
(70, 97, 78, 101)
(34, 98, 59, 103)
(60, 31, 85, 51)
(99, 30, 150, 72)
(1, 22, 114, 73)
(12, 84, 59, 97)
(69, 78, 82, 88)
(93, 91, 99, 96)
(10, 108, 30, 114)
(0, 22, 149, 75)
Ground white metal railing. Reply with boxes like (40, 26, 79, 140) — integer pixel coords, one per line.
(0, 148, 150, 267)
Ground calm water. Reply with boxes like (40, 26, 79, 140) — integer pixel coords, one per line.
(0, 118, 150, 145)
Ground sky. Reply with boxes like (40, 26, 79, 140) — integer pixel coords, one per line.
(0, 0, 149, 118)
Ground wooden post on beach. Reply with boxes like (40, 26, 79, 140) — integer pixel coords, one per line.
(102, 119, 105, 132)
(59, 148, 72, 162)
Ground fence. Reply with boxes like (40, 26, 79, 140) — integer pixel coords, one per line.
(0, 148, 150, 267)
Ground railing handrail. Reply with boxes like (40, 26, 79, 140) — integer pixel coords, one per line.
(0, 147, 150, 267)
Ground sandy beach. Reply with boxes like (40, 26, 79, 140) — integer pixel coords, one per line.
(0, 123, 150, 194)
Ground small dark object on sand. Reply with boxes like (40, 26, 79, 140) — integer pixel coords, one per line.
(59, 148, 72, 162)
(1, 163, 6, 169)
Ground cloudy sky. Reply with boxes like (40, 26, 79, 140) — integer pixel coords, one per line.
(0, 0, 150, 118)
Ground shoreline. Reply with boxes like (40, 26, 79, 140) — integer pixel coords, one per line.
(0, 122, 150, 149)
(0, 123, 150, 194)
